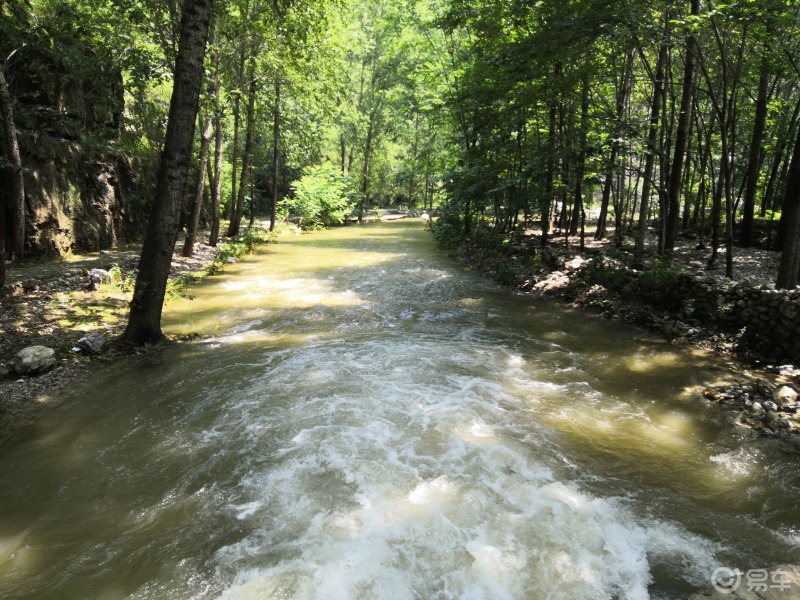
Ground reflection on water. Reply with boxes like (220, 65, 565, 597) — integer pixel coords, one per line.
(0, 220, 798, 599)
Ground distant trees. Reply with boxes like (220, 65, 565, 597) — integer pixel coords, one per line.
(7, 0, 800, 342)
(424, 0, 800, 287)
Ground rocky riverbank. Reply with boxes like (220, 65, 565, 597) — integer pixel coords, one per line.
(458, 226, 800, 440)
(0, 228, 270, 444)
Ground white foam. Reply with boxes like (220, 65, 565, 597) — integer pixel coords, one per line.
(206, 339, 720, 599)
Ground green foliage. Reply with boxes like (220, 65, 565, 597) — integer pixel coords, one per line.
(580, 257, 684, 311)
(428, 207, 465, 249)
(284, 164, 355, 230)
(635, 259, 684, 310)
(205, 227, 274, 275)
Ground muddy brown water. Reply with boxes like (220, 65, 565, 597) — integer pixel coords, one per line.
(1, 220, 798, 599)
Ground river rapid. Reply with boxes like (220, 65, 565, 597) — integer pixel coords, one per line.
(1, 220, 799, 599)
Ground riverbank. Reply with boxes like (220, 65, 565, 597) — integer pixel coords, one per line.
(455, 224, 800, 439)
(0, 227, 272, 443)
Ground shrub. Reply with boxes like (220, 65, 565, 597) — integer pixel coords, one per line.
(284, 165, 355, 229)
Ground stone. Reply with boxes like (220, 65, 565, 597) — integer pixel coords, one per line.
(565, 257, 585, 272)
(11, 346, 56, 375)
(89, 268, 112, 284)
(76, 332, 106, 354)
(764, 400, 779, 412)
(780, 301, 800, 320)
(226, 256, 238, 264)
(773, 385, 798, 406)
(756, 379, 776, 397)
(751, 402, 764, 414)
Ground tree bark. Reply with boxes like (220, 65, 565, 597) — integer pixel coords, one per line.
(121, 0, 213, 345)
(231, 56, 257, 237)
(634, 41, 668, 267)
(209, 87, 223, 247)
(776, 124, 800, 289)
(569, 76, 590, 238)
(226, 0, 250, 238)
(182, 113, 213, 257)
(597, 50, 633, 240)
(664, 0, 698, 253)
(0, 65, 25, 262)
(740, 55, 770, 246)
(270, 78, 280, 231)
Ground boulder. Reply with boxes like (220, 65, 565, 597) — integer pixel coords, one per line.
(773, 385, 798, 406)
(11, 346, 56, 375)
(89, 268, 112, 284)
(76, 332, 106, 354)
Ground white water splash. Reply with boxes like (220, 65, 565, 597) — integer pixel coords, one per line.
(207, 339, 720, 600)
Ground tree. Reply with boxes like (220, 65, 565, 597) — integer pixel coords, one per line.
(0, 52, 25, 266)
(121, 0, 214, 345)
(776, 124, 800, 289)
(664, 0, 699, 254)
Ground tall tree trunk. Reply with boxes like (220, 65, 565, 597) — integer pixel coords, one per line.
(741, 55, 770, 246)
(360, 107, 377, 218)
(664, 0, 698, 253)
(597, 49, 633, 240)
(569, 76, 590, 239)
(121, 0, 212, 345)
(209, 94, 223, 246)
(231, 57, 257, 237)
(634, 41, 668, 267)
(763, 89, 800, 221)
(0, 65, 25, 262)
(270, 79, 280, 231)
(541, 63, 561, 247)
(182, 113, 213, 257)
(776, 124, 800, 289)
(226, 0, 250, 238)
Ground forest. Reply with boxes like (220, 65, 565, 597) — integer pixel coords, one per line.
(2, 0, 800, 342)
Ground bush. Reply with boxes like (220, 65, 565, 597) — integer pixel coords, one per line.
(284, 165, 355, 230)
(429, 207, 466, 249)
(635, 259, 683, 310)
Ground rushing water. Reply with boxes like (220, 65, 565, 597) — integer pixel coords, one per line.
(1, 220, 799, 600)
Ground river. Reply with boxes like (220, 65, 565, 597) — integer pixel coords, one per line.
(1, 220, 798, 599)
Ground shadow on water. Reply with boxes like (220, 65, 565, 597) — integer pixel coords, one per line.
(0, 220, 799, 599)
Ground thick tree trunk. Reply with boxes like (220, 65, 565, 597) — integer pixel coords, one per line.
(182, 114, 213, 257)
(0, 66, 25, 262)
(270, 79, 280, 231)
(776, 124, 800, 288)
(121, 0, 212, 346)
(664, 0, 698, 253)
